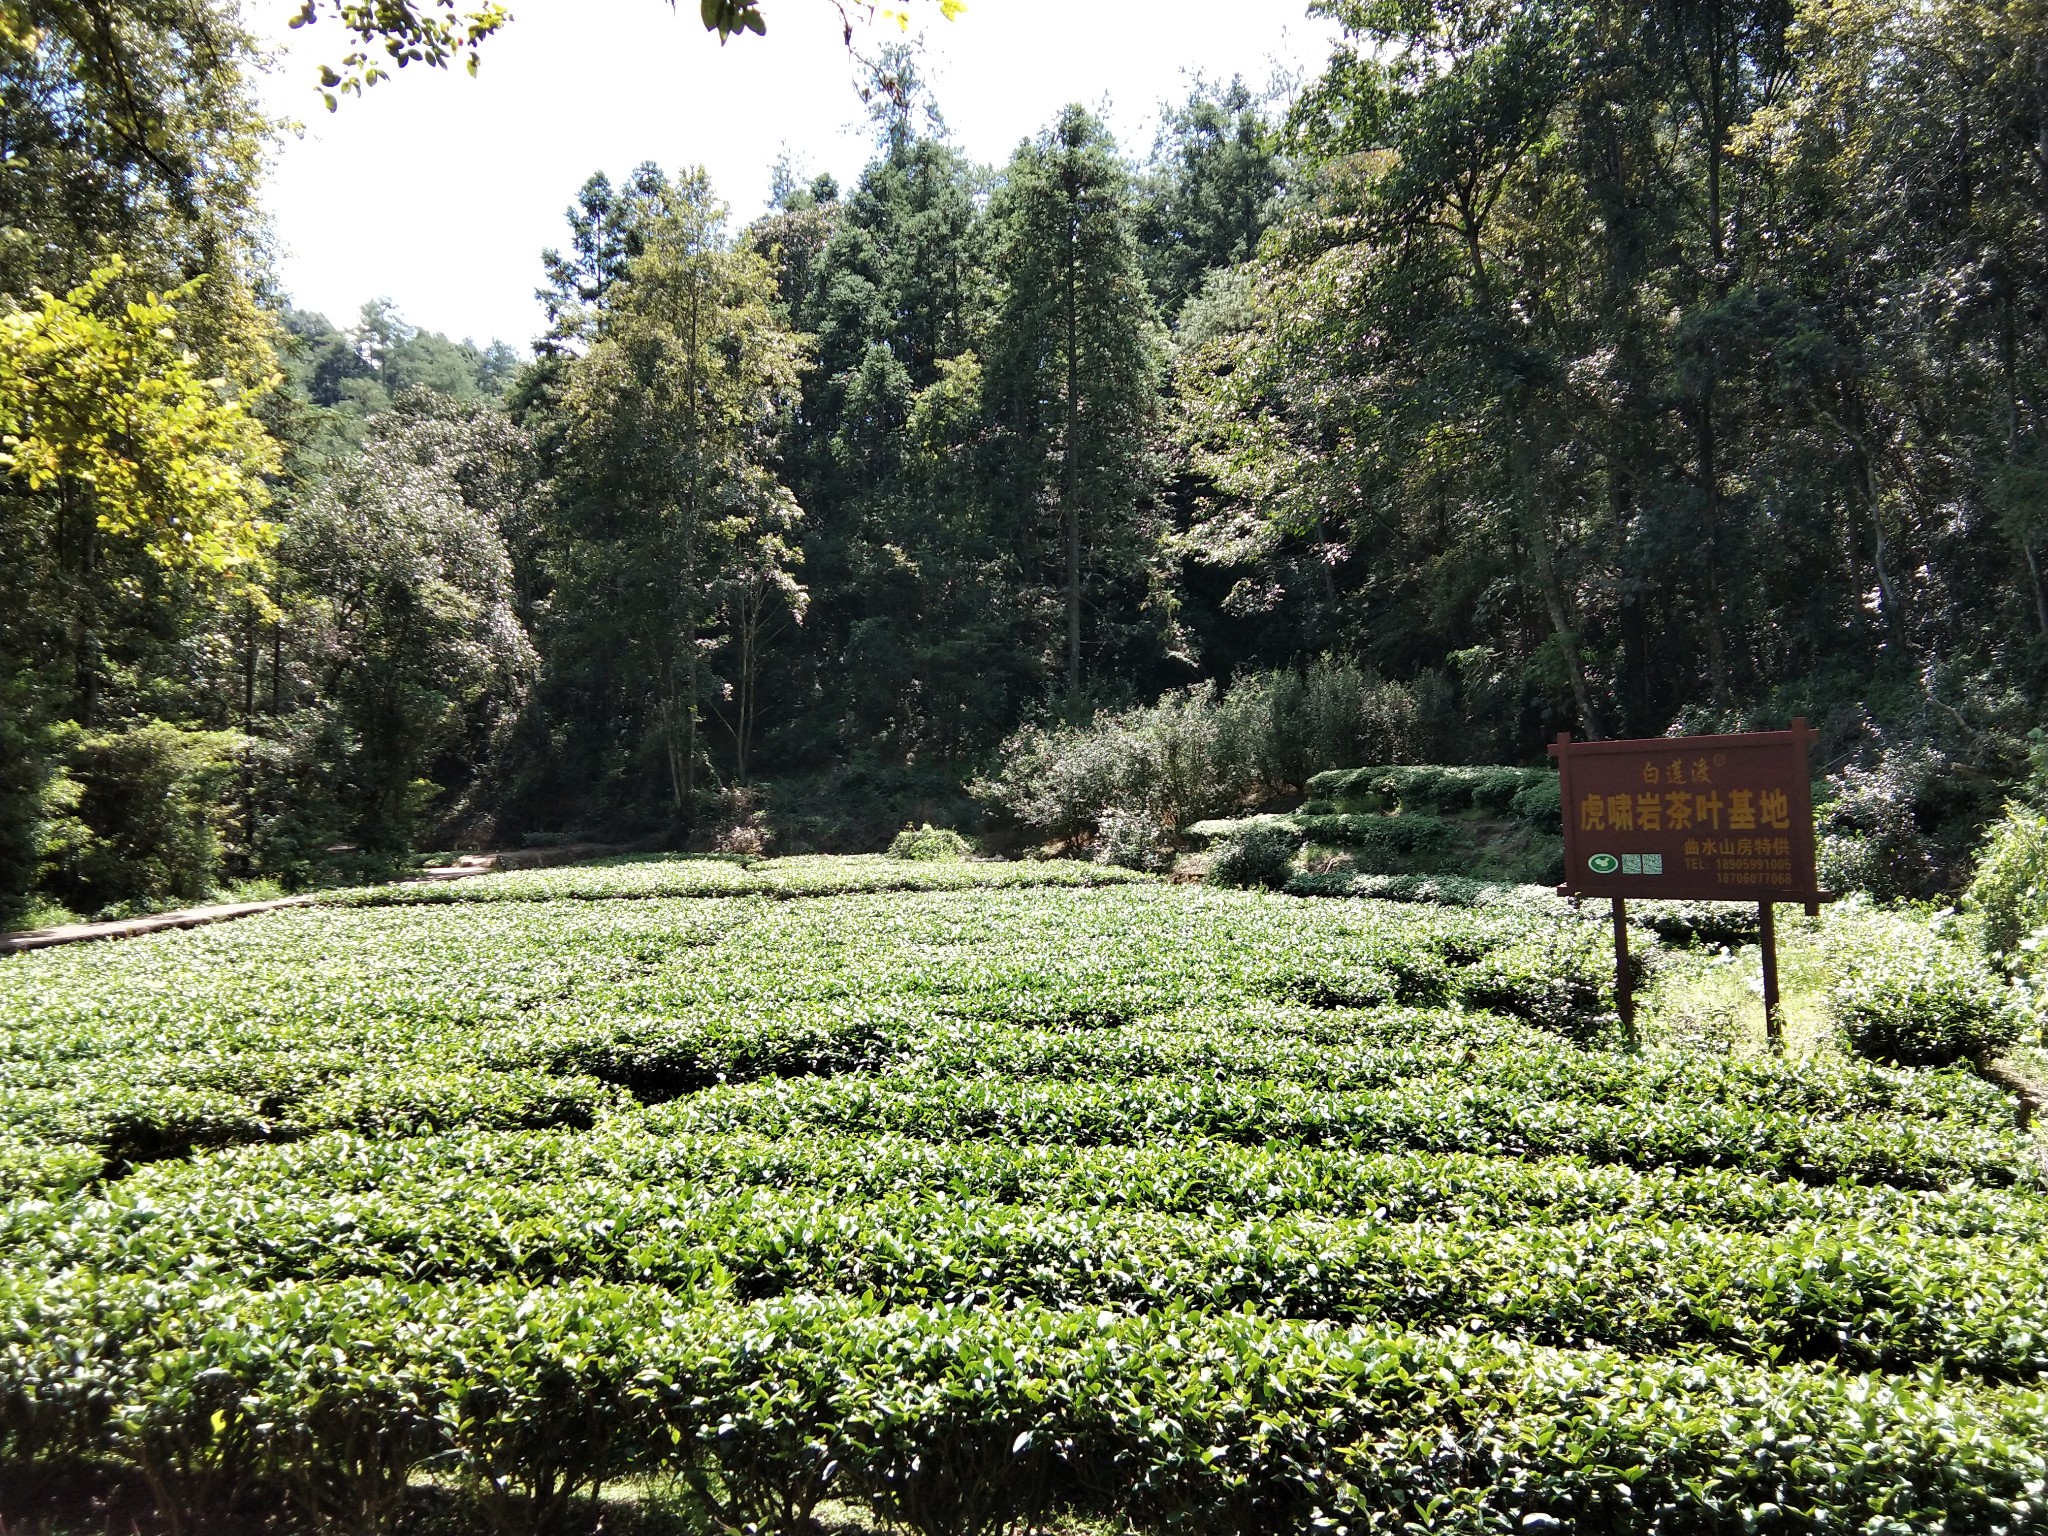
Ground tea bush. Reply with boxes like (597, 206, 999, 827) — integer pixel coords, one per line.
(971, 665, 1426, 843)
(1307, 764, 1555, 820)
(1206, 824, 1295, 888)
(887, 823, 973, 861)
(1969, 803, 2048, 968)
(1829, 909, 2026, 1066)
(2, 867, 2044, 1532)
(326, 852, 1150, 904)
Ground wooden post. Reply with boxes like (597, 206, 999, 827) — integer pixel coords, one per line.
(1759, 900, 1782, 1053)
(1611, 896, 1636, 1049)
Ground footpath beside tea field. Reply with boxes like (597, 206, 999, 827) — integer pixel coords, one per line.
(2, 857, 2045, 1534)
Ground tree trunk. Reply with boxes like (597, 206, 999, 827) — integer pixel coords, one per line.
(1535, 538, 1605, 741)
(735, 584, 760, 785)
(2002, 285, 2048, 636)
(271, 624, 284, 714)
(1510, 413, 1604, 739)
(1062, 167, 1083, 717)
(1838, 383, 1907, 653)
(241, 599, 258, 723)
(58, 480, 100, 725)
(2026, 544, 2048, 639)
(675, 262, 705, 811)
(1697, 385, 1728, 701)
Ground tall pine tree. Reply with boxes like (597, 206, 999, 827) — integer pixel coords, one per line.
(984, 105, 1165, 717)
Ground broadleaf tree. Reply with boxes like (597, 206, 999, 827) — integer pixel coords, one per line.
(539, 172, 809, 820)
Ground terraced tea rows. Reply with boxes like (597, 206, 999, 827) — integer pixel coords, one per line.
(326, 852, 1151, 905)
(2, 858, 2044, 1533)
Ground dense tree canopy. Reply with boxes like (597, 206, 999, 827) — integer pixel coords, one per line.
(4, 0, 2048, 921)
(523, 173, 808, 820)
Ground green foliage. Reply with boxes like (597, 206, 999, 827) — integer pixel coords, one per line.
(0, 0, 271, 338)
(266, 396, 534, 871)
(1815, 742, 1995, 901)
(983, 103, 1165, 704)
(1298, 813, 1460, 867)
(324, 852, 1148, 905)
(1169, 0, 2048, 818)
(286, 0, 511, 108)
(1509, 773, 1562, 828)
(1136, 75, 1284, 319)
(0, 255, 277, 921)
(1288, 870, 1545, 907)
(1309, 764, 1556, 820)
(886, 823, 972, 862)
(972, 685, 1235, 842)
(526, 169, 808, 824)
(1211, 662, 1422, 792)
(0, 262, 278, 583)
(36, 720, 243, 914)
(1090, 805, 1174, 872)
(1278, 873, 1762, 951)
(1828, 908, 2026, 1068)
(277, 303, 520, 465)
(3, 875, 2047, 1533)
(1969, 804, 2048, 973)
(0, 678, 51, 928)
(1206, 823, 1295, 889)
(23, 0, 2048, 917)
(1198, 811, 1470, 875)
(974, 667, 1427, 846)
(538, 163, 676, 349)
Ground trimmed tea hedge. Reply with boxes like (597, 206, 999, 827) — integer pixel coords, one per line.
(1305, 764, 1557, 823)
(2, 871, 2044, 1532)
(324, 852, 1151, 906)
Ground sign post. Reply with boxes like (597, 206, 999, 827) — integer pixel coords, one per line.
(1549, 719, 1824, 1051)
(1609, 895, 1634, 1047)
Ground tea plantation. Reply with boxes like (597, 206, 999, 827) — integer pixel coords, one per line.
(3, 858, 2046, 1533)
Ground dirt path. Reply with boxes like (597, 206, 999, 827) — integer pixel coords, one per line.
(0, 843, 641, 955)
(0, 895, 317, 954)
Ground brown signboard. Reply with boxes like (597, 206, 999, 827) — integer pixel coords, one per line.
(1548, 720, 1822, 910)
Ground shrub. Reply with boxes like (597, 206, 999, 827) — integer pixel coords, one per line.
(703, 787, 773, 857)
(1211, 660, 1420, 792)
(1829, 919, 2024, 1067)
(1207, 825, 1296, 889)
(971, 686, 1233, 840)
(1295, 814, 1461, 872)
(1092, 807, 1173, 871)
(1815, 740, 1992, 900)
(888, 824, 973, 862)
(38, 720, 243, 914)
(972, 666, 1425, 844)
(1966, 804, 2048, 969)
(1509, 775, 1562, 829)
(1307, 765, 1556, 820)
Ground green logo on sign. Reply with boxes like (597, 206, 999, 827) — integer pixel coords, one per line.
(1587, 853, 1619, 874)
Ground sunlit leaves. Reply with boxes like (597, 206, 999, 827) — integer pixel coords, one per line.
(3, 875, 2046, 1527)
(0, 260, 278, 589)
(289, 0, 511, 109)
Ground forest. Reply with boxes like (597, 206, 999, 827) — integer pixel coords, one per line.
(5, 0, 2048, 924)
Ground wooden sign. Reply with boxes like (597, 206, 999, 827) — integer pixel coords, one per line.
(1547, 719, 1825, 1050)
(1548, 721, 1822, 908)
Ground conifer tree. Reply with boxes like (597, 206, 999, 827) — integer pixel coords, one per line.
(984, 105, 1164, 717)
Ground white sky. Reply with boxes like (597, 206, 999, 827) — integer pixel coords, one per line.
(252, 0, 1344, 351)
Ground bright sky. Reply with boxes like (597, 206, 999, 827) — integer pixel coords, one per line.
(253, 0, 1344, 351)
